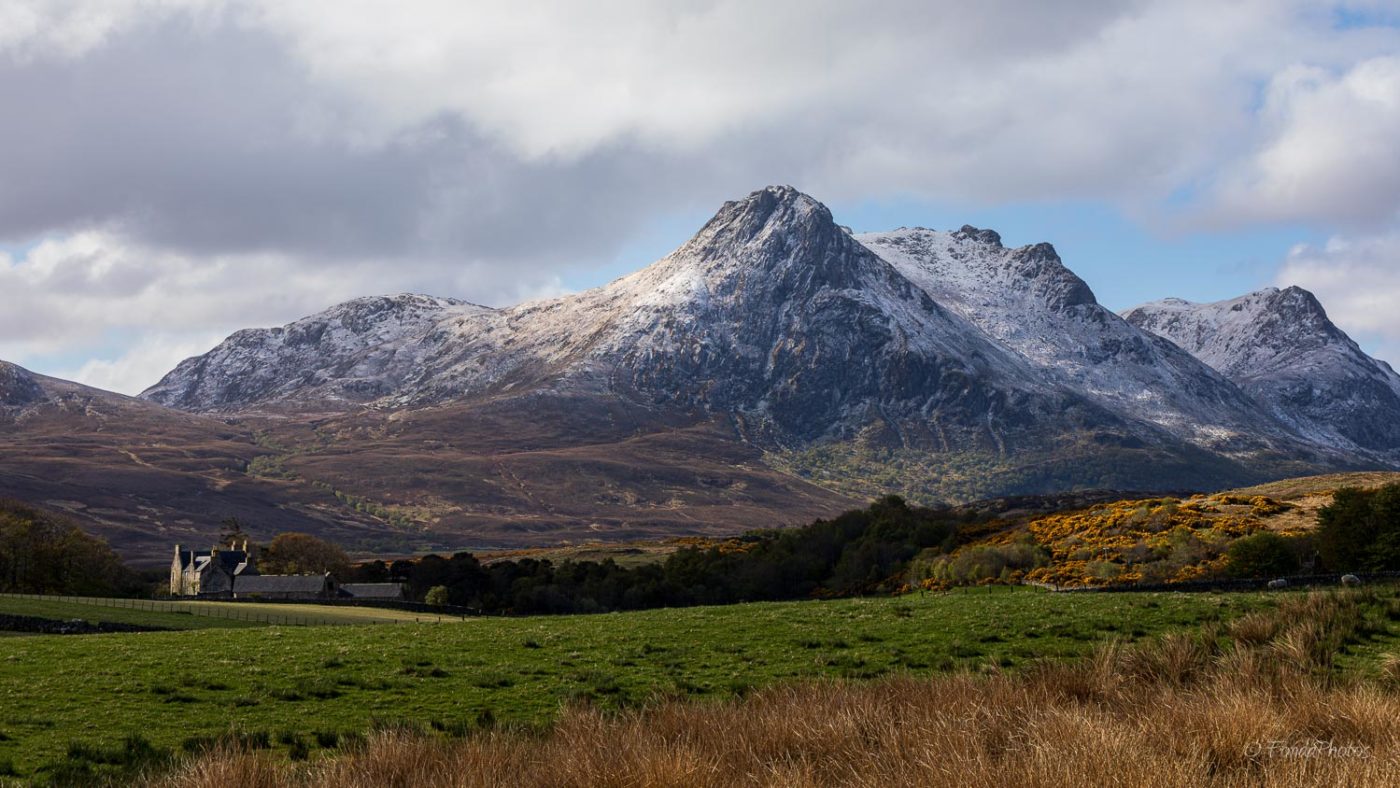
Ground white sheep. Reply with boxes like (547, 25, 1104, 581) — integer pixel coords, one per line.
(1266, 578, 1289, 590)
(1340, 574, 1361, 587)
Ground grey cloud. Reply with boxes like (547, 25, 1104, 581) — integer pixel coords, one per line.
(3, 1, 1400, 394)
(0, 16, 708, 273)
(1276, 231, 1400, 365)
(5, 1, 1393, 270)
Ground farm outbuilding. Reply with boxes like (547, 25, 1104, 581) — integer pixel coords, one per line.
(232, 573, 337, 600)
(341, 582, 407, 600)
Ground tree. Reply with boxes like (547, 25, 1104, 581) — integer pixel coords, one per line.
(424, 586, 450, 606)
(1226, 532, 1299, 578)
(0, 500, 135, 595)
(381, 496, 969, 613)
(259, 532, 351, 578)
(349, 559, 390, 583)
(218, 516, 250, 547)
(1316, 484, 1400, 571)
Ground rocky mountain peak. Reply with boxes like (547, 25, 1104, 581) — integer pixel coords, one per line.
(1122, 286, 1346, 374)
(0, 361, 44, 408)
(953, 225, 1003, 247)
(1263, 286, 1333, 329)
(1008, 242, 1095, 310)
(854, 227, 1096, 313)
(853, 227, 1281, 452)
(1124, 286, 1400, 459)
(142, 293, 489, 411)
(680, 185, 844, 265)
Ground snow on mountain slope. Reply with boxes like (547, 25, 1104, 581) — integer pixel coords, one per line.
(143, 294, 491, 411)
(0, 361, 44, 408)
(395, 186, 1115, 448)
(1124, 288, 1400, 459)
(143, 187, 1350, 474)
(855, 227, 1289, 450)
(145, 188, 1129, 451)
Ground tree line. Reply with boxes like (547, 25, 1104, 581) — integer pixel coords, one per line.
(346, 496, 972, 614)
(8, 482, 1395, 606)
(0, 500, 141, 596)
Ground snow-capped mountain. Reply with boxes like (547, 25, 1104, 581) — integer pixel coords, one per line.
(149, 187, 1125, 451)
(855, 227, 1288, 451)
(1124, 288, 1400, 461)
(140, 186, 1394, 508)
(143, 294, 488, 411)
(412, 186, 1131, 448)
(13, 184, 1391, 554)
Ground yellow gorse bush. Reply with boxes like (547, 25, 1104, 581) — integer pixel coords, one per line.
(927, 494, 1303, 589)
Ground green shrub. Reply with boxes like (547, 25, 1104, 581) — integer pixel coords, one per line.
(1226, 532, 1300, 578)
(1317, 484, 1400, 571)
(919, 541, 1049, 585)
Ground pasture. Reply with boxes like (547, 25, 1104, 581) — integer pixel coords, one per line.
(0, 587, 1291, 780)
(0, 595, 462, 629)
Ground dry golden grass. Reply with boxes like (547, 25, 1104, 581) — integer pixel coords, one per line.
(144, 591, 1400, 787)
(1225, 472, 1400, 501)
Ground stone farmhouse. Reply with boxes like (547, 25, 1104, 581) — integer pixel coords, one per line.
(170, 542, 404, 601)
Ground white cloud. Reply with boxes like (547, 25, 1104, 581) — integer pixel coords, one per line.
(0, 230, 567, 394)
(1276, 231, 1400, 366)
(52, 333, 229, 397)
(1213, 55, 1400, 227)
(217, 0, 1400, 204)
(3, 1, 1400, 391)
(7, 1, 1397, 207)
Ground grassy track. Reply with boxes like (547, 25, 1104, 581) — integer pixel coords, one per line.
(0, 595, 462, 629)
(0, 587, 1275, 779)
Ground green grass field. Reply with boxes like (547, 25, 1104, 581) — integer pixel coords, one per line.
(0, 587, 1286, 780)
(0, 595, 463, 630)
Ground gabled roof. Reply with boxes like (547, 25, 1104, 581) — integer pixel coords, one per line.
(178, 548, 251, 573)
(341, 583, 406, 599)
(234, 574, 331, 594)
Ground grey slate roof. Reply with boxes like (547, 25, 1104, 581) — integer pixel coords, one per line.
(234, 574, 331, 595)
(341, 583, 406, 599)
(178, 548, 253, 574)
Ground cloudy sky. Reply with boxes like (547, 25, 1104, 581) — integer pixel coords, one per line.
(2, 0, 1400, 394)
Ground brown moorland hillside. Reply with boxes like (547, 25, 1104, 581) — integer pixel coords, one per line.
(0, 364, 857, 561)
(0, 367, 396, 563)
(241, 395, 859, 549)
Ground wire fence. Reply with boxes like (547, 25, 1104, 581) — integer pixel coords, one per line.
(1023, 571, 1400, 594)
(0, 593, 463, 627)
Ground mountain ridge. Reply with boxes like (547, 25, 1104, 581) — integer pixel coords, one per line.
(1124, 288, 1400, 461)
(141, 185, 1395, 478)
(5, 185, 1398, 556)
(853, 226, 1299, 458)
